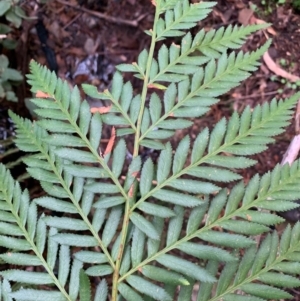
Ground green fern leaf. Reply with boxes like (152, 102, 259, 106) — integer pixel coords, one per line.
(172, 135, 189, 173)
(74, 251, 108, 264)
(240, 283, 292, 300)
(141, 265, 189, 285)
(166, 205, 184, 246)
(196, 261, 219, 301)
(258, 272, 300, 288)
(47, 227, 59, 269)
(57, 245, 70, 286)
(206, 189, 228, 224)
(155, 1, 216, 39)
(0, 270, 53, 285)
(177, 242, 236, 262)
(127, 275, 172, 301)
(51, 234, 98, 247)
(0, 252, 42, 266)
(186, 202, 208, 235)
(140, 158, 154, 196)
(10, 289, 66, 301)
(120, 245, 131, 276)
(79, 270, 92, 301)
(94, 280, 108, 301)
(219, 220, 269, 235)
(102, 207, 123, 246)
(34, 196, 77, 213)
(69, 259, 83, 300)
(236, 210, 284, 225)
(118, 282, 144, 301)
(177, 280, 194, 301)
(130, 212, 160, 240)
(85, 265, 113, 277)
(223, 294, 265, 301)
(198, 231, 255, 248)
(157, 254, 216, 282)
(4, 2, 300, 300)
(187, 166, 241, 182)
(94, 196, 125, 209)
(131, 226, 146, 267)
(152, 189, 204, 207)
(138, 202, 175, 218)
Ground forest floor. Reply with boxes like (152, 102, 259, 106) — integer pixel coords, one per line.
(8, 0, 299, 175)
(1, 0, 300, 299)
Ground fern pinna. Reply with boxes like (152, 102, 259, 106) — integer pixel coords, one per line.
(0, 0, 300, 300)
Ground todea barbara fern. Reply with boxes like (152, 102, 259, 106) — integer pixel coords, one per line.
(0, 0, 300, 300)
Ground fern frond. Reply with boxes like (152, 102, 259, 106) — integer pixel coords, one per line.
(158, 0, 189, 13)
(155, 1, 216, 40)
(27, 62, 133, 163)
(8, 112, 115, 266)
(4, 0, 300, 300)
(118, 23, 269, 83)
(133, 92, 300, 212)
(0, 164, 72, 300)
(198, 224, 300, 301)
(82, 73, 137, 135)
(118, 161, 300, 299)
(139, 40, 272, 144)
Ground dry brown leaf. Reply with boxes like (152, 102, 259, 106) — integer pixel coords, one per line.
(281, 135, 300, 165)
(255, 18, 277, 35)
(238, 7, 276, 36)
(213, 8, 232, 23)
(147, 83, 167, 90)
(128, 184, 135, 197)
(263, 51, 300, 82)
(238, 8, 253, 25)
(36, 91, 52, 98)
(68, 47, 86, 56)
(90, 105, 112, 114)
(131, 171, 139, 178)
(104, 127, 116, 156)
(295, 100, 300, 134)
(128, 171, 139, 197)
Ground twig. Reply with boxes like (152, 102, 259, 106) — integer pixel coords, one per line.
(279, 98, 300, 222)
(281, 135, 300, 166)
(295, 98, 300, 135)
(281, 98, 300, 166)
(63, 12, 82, 30)
(230, 90, 278, 101)
(56, 0, 145, 27)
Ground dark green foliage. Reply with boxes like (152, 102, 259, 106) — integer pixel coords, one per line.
(0, 1, 299, 300)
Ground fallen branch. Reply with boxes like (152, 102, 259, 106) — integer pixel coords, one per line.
(56, 0, 146, 27)
(263, 51, 300, 83)
(281, 97, 300, 166)
(229, 90, 278, 101)
(281, 135, 300, 166)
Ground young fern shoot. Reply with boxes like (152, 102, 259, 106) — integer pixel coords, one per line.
(0, 1, 300, 300)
